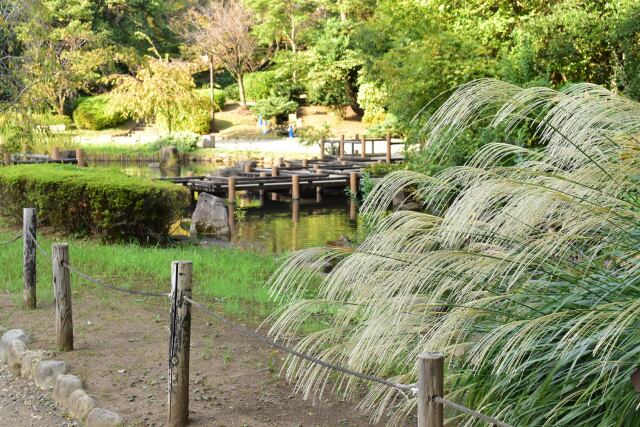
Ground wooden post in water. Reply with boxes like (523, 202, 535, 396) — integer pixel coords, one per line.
(52, 243, 73, 351)
(76, 149, 85, 167)
(418, 352, 444, 427)
(23, 208, 36, 309)
(243, 162, 252, 174)
(259, 172, 266, 203)
(292, 200, 300, 223)
(3, 152, 11, 166)
(386, 133, 392, 164)
(51, 147, 61, 161)
(349, 172, 358, 196)
(271, 165, 279, 177)
(227, 177, 236, 203)
(291, 175, 300, 200)
(301, 159, 308, 168)
(360, 135, 366, 160)
(319, 138, 325, 161)
(167, 261, 192, 427)
(339, 135, 345, 160)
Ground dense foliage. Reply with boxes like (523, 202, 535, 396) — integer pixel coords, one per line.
(0, 164, 188, 242)
(269, 80, 640, 425)
(73, 95, 127, 130)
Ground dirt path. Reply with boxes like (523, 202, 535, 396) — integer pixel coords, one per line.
(0, 287, 380, 426)
(0, 361, 78, 426)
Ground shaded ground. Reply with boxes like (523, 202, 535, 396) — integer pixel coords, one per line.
(0, 286, 380, 426)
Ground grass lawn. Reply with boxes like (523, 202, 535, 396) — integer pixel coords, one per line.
(0, 226, 279, 321)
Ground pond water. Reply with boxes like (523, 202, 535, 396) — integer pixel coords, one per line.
(90, 161, 362, 253)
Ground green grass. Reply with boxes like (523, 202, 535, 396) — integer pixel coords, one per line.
(0, 227, 278, 320)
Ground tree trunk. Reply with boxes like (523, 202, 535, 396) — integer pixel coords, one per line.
(57, 94, 66, 116)
(238, 74, 247, 109)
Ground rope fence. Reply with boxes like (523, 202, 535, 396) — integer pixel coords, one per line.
(9, 207, 514, 427)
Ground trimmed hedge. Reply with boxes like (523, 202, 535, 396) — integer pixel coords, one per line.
(73, 95, 127, 130)
(0, 165, 189, 243)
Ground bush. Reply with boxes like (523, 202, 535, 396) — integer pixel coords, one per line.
(148, 133, 200, 153)
(158, 89, 227, 134)
(73, 95, 127, 130)
(252, 97, 298, 124)
(0, 165, 189, 243)
(244, 71, 278, 100)
(223, 83, 239, 101)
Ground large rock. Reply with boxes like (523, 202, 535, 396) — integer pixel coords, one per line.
(34, 360, 69, 390)
(392, 191, 421, 211)
(160, 146, 181, 167)
(86, 408, 124, 427)
(190, 193, 230, 240)
(21, 350, 48, 379)
(68, 389, 96, 421)
(6, 339, 26, 370)
(0, 329, 31, 361)
(53, 374, 83, 407)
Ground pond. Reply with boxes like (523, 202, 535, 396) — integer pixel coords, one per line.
(90, 161, 362, 253)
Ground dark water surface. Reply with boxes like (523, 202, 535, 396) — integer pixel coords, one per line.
(91, 162, 361, 253)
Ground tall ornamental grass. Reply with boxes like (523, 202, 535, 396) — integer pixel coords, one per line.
(267, 79, 640, 425)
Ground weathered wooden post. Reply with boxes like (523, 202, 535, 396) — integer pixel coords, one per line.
(291, 175, 300, 200)
(23, 208, 37, 309)
(316, 186, 322, 203)
(339, 135, 345, 160)
(418, 352, 444, 427)
(51, 147, 61, 161)
(168, 261, 192, 427)
(75, 148, 85, 167)
(349, 200, 357, 221)
(360, 135, 366, 160)
(292, 200, 300, 223)
(349, 172, 358, 196)
(243, 162, 252, 174)
(227, 177, 236, 203)
(3, 152, 11, 166)
(386, 133, 392, 164)
(259, 172, 266, 203)
(319, 138, 325, 161)
(52, 243, 73, 351)
(271, 165, 279, 177)
(301, 159, 308, 168)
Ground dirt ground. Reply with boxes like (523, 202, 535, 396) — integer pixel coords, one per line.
(0, 286, 382, 426)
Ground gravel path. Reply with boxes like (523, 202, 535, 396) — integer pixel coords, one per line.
(0, 361, 79, 426)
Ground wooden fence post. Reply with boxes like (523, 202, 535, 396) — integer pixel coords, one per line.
(51, 147, 61, 161)
(52, 243, 73, 351)
(360, 135, 366, 160)
(3, 152, 11, 166)
(386, 133, 392, 164)
(301, 159, 308, 168)
(243, 163, 252, 173)
(23, 208, 36, 309)
(227, 177, 236, 203)
(291, 175, 300, 200)
(320, 138, 325, 161)
(271, 165, 279, 177)
(418, 352, 444, 427)
(76, 148, 85, 167)
(339, 135, 345, 160)
(349, 172, 358, 196)
(168, 261, 192, 427)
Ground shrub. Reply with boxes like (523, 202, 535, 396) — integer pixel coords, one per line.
(223, 83, 239, 101)
(252, 97, 298, 124)
(244, 71, 278, 100)
(158, 89, 227, 134)
(73, 95, 127, 130)
(0, 164, 189, 243)
(148, 133, 200, 153)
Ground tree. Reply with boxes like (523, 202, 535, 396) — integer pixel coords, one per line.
(108, 47, 199, 133)
(181, 1, 257, 108)
(15, 0, 114, 115)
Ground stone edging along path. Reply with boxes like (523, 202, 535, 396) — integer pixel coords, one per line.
(0, 328, 125, 427)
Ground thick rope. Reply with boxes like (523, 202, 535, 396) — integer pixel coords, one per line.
(0, 232, 22, 245)
(184, 296, 414, 395)
(434, 396, 513, 427)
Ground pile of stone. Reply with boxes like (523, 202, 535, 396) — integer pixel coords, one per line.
(0, 329, 124, 427)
